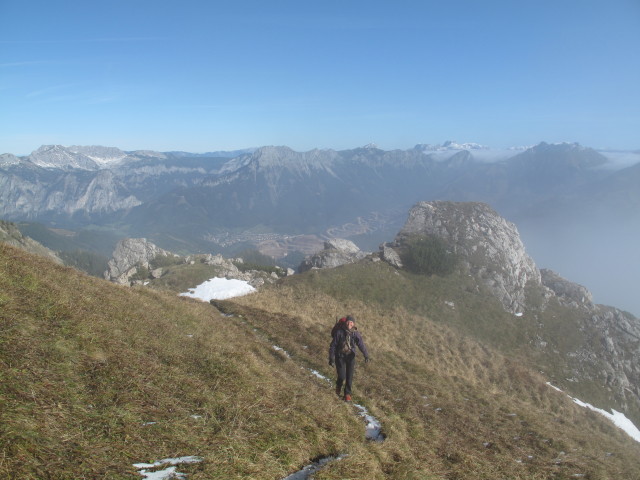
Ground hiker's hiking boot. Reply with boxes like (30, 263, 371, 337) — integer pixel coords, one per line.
(344, 394, 352, 402)
(335, 386, 341, 397)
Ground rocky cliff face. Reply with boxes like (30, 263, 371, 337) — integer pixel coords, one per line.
(541, 268, 639, 410)
(0, 145, 224, 221)
(540, 268, 594, 309)
(392, 201, 540, 313)
(582, 307, 640, 409)
(104, 238, 174, 284)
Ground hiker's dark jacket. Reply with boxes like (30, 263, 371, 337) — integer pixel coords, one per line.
(329, 326, 369, 361)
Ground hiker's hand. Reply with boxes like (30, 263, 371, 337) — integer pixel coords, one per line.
(365, 357, 370, 364)
(329, 359, 334, 367)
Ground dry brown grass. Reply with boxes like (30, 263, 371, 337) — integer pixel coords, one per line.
(2, 244, 639, 479)
(230, 278, 640, 480)
(0, 244, 367, 479)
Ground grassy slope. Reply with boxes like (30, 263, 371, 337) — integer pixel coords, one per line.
(229, 261, 640, 479)
(2, 244, 639, 479)
(260, 260, 640, 425)
(0, 244, 364, 479)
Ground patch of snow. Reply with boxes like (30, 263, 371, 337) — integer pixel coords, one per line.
(354, 404, 384, 442)
(133, 456, 203, 480)
(138, 466, 184, 480)
(179, 277, 255, 301)
(273, 345, 291, 357)
(546, 383, 640, 443)
(309, 369, 332, 384)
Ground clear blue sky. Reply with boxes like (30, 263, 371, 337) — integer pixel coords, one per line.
(1, 0, 639, 154)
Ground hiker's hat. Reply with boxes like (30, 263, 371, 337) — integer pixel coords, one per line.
(346, 315, 355, 323)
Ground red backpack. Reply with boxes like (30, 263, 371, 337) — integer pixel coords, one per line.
(330, 317, 348, 338)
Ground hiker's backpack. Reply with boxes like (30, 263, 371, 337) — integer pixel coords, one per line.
(339, 330, 353, 355)
(331, 317, 353, 355)
(331, 317, 347, 338)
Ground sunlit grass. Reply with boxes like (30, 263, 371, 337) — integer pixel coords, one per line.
(2, 244, 639, 479)
(0, 244, 363, 479)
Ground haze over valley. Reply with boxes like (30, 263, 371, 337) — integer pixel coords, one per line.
(2, 140, 639, 317)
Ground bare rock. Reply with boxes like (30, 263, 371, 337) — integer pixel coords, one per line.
(394, 201, 540, 313)
(380, 243, 403, 268)
(104, 238, 173, 284)
(298, 238, 367, 273)
(541, 269, 594, 309)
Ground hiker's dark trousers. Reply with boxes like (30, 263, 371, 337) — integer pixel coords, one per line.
(335, 352, 356, 395)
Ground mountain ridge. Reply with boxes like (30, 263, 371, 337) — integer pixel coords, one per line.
(2, 140, 639, 315)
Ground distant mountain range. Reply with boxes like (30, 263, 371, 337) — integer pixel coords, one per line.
(1, 141, 639, 314)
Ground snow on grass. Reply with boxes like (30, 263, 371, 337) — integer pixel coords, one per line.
(179, 277, 255, 301)
(354, 404, 385, 442)
(546, 383, 640, 443)
(309, 369, 332, 384)
(273, 345, 291, 357)
(133, 456, 203, 479)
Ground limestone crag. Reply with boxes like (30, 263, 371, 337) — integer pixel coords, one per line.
(393, 201, 541, 313)
(538, 270, 640, 408)
(541, 268, 594, 310)
(385, 201, 640, 419)
(298, 238, 367, 273)
(380, 243, 403, 269)
(105, 240, 286, 288)
(104, 238, 174, 284)
(569, 306, 640, 413)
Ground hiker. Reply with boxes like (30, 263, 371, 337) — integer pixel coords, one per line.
(329, 315, 369, 402)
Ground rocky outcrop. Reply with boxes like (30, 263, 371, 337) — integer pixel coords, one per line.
(591, 307, 640, 401)
(383, 201, 640, 420)
(537, 268, 638, 409)
(298, 238, 367, 273)
(105, 239, 285, 288)
(380, 243, 403, 268)
(104, 238, 174, 284)
(391, 201, 540, 313)
(541, 268, 594, 309)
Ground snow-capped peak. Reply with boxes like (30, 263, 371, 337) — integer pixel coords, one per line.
(29, 145, 99, 170)
(67, 145, 128, 166)
(362, 143, 379, 149)
(414, 141, 489, 152)
(27, 145, 134, 170)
